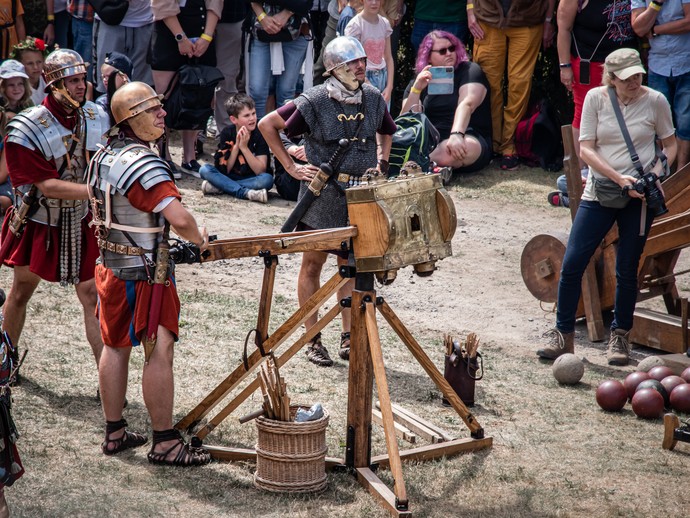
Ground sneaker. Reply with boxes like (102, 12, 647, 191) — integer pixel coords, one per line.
(180, 160, 202, 178)
(536, 328, 574, 360)
(246, 189, 268, 204)
(432, 166, 453, 186)
(201, 180, 222, 195)
(500, 154, 520, 171)
(305, 333, 333, 367)
(547, 191, 565, 207)
(607, 328, 631, 366)
(206, 116, 218, 139)
(166, 160, 182, 180)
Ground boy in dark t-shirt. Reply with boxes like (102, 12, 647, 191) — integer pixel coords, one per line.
(200, 93, 274, 203)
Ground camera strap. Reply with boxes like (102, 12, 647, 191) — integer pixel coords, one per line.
(608, 87, 645, 177)
(607, 87, 650, 235)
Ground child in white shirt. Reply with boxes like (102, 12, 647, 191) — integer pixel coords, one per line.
(344, 0, 394, 104)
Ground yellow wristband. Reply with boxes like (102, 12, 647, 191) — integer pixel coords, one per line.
(650, 2, 661, 11)
(410, 86, 422, 95)
(47, 14, 55, 21)
(200, 33, 213, 42)
(466, 3, 474, 9)
(257, 11, 267, 22)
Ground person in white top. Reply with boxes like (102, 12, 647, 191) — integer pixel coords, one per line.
(344, 0, 393, 104)
(10, 37, 48, 107)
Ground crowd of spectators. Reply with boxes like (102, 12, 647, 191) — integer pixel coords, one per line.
(0, 1, 686, 203)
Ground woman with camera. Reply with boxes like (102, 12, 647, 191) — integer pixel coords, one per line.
(536, 48, 676, 366)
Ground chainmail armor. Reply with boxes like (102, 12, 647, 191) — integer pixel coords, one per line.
(293, 83, 385, 229)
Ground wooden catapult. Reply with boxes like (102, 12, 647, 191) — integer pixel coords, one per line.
(521, 125, 690, 363)
(175, 172, 491, 516)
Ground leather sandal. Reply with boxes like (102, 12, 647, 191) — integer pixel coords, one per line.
(338, 332, 351, 361)
(305, 332, 333, 367)
(147, 429, 211, 467)
(101, 418, 148, 455)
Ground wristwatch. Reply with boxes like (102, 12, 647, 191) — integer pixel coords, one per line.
(175, 32, 186, 42)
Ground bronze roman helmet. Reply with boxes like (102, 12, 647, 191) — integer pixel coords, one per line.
(110, 82, 165, 142)
(43, 49, 88, 110)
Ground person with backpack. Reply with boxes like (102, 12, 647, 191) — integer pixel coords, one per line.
(400, 30, 492, 180)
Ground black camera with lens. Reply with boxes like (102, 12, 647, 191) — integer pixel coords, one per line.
(168, 235, 215, 264)
(627, 172, 668, 217)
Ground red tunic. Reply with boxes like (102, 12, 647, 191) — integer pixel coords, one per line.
(0, 95, 99, 282)
(95, 180, 183, 349)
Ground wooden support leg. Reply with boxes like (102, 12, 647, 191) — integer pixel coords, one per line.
(255, 255, 278, 348)
(378, 300, 484, 437)
(176, 271, 349, 432)
(365, 301, 408, 509)
(346, 275, 375, 469)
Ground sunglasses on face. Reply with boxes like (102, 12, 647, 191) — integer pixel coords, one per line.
(431, 45, 456, 56)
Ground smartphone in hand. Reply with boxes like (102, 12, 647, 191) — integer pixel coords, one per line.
(428, 66, 454, 95)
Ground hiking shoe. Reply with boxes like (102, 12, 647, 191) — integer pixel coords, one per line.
(201, 180, 222, 195)
(338, 332, 351, 361)
(166, 160, 182, 180)
(246, 189, 268, 204)
(500, 154, 520, 171)
(607, 328, 631, 366)
(305, 333, 333, 367)
(536, 328, 574, 360)
(180, 160, 202, 178)
(547, 191, 566, 207)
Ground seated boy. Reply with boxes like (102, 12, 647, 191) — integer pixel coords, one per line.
(200, 94, 274, 203)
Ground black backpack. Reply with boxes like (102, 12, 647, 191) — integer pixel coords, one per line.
(163, 64, 224, 131)
(515, 99, 563, 172)
(389, 111, 440, 176)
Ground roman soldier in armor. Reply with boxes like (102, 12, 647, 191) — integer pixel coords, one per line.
(0, 49, 110, 376)
(89, 81, 211, 466)
(259, 36, 396, 367)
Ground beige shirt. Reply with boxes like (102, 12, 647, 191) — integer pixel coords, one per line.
(579, 86, 675, 201)
(152, 0, 223, 22)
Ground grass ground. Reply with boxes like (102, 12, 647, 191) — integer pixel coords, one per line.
(2, 163, 689, 518)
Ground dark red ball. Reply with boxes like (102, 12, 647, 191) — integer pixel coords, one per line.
(624, 371, 651, 399)
(681, 366, 690, 383)
(661, 375, 686, 396)
(631, 388, 665, 419)
(670, 383, 690, 413)
(636, 379, 669, 407)
(596, 380, 628, 412)
(649, 365, 674, 382)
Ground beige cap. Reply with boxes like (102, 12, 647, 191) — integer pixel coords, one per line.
(605, 48, 646, 80)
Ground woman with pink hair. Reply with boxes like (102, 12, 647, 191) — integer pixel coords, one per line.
(401, 30, 492, 179)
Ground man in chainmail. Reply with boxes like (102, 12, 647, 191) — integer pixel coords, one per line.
(259, 36, 395, 367)
(0, 49, 110, 378)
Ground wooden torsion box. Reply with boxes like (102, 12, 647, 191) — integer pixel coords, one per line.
(346, 173, 457, 274)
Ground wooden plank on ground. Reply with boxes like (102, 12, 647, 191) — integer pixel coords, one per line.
(372, 409, 418, 444)
(372, 436, 493, 467)
(356, 467, 412, 517)
(375, 401, 448, 443)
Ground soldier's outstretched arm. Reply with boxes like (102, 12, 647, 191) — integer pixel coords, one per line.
(162, 199, 208, 251)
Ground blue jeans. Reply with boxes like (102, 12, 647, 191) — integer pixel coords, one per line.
(199, 165, 274, 199)
(648, 70, 690, 140)
(71, 16, 94, 81)
(556, 199, 653, 334)
(248, 36, 309, 118)
(411, 19, 469, 51)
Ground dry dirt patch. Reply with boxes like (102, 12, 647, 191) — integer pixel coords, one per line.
(2, 161, 689, 518)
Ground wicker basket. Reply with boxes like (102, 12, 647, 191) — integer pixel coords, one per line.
(254, 404, 329, 493)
